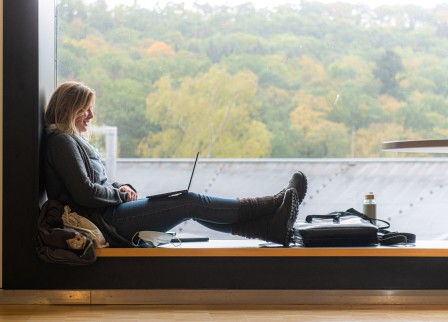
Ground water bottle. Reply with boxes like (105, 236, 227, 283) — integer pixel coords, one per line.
(363, 192, 376, 220)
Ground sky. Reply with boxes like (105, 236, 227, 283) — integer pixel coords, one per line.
(90, 0, 448, 9)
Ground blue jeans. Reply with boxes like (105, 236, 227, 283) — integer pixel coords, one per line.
(102, 192, 240, 241)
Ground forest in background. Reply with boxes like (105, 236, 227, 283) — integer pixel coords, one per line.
(57, 0, 448, 158)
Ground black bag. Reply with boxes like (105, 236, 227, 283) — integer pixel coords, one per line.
(292, 208, 416, 247)
(37, 200, 96, 265)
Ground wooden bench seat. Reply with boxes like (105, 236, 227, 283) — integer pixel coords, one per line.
(95, 240, 448, 257)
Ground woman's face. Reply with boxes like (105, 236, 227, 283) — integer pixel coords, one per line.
(75, 103, 94, 133)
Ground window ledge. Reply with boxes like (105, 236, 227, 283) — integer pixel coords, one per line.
(95, 240, 448, 257)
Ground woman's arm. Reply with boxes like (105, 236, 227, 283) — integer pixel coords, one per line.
(47, 134, 128, 207)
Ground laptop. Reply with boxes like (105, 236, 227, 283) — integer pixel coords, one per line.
(146, 152, 200, 199)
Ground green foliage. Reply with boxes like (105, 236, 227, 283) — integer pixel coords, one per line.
(56, 0, 448, 158)
(137, 66, 271, 158)
(373, 50, 404, 99)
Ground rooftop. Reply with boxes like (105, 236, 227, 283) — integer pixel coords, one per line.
(115, 158, 448, 241)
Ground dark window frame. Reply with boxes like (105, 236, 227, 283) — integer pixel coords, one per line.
(3, 0, 42, 288)
(4, 0, 448, 291)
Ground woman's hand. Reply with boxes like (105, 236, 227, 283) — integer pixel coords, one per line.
(119, 185, 138, 202)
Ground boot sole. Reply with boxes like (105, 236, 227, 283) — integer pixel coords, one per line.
(286, 171, 308, 205)
(283, 188, 299, 246)
(296, 171, 308, 204)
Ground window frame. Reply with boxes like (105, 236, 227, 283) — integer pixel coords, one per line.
(4, 0, 448, 291)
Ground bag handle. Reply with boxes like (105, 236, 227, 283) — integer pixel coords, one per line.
(305, 212, 343, 223)
(344, 208, 392, 230)
(378, 231, 416, 245)
(306, 211, 373, 223)
(305, 209, 391, 230)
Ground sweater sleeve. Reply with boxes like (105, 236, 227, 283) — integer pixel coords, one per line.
(46, 134, 128, 207)
(112, 182, 137, 192)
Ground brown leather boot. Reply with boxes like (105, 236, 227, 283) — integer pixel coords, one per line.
(276, 171, 308, 204)
(231, 188, 299, 246)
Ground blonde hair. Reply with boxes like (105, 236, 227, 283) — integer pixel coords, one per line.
(45, 81, 96, 135)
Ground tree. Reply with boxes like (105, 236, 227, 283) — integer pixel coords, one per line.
(137, 66, 271, 158)
(95, 78, 150, 157)
(259, 86, 303, 157)
(85, 0, 114, 33)
(57, 42, 88, 80)
(222, 54, 298, 90)
(57, 0, 87, 25)
(373, 50, 404, 99)
(290, 94, 351, 158)
(146, 41, 176, 56)
(356, 123, 418, 157)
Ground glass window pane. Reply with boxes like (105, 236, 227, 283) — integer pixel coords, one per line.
(56, 0, 448, 240)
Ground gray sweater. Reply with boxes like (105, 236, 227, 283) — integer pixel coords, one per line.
(45, 131, 133, 247)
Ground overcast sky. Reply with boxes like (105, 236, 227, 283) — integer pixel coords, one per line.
(91, 0, 448, 9)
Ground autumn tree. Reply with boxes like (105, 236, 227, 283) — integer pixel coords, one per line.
(356, 123, 418, 157)
(137, 66, 271, 158)
(290, 93, 351, 158)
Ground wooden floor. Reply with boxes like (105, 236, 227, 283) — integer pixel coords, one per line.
(2, 305, 448, 321)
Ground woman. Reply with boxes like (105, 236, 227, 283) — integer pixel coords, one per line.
(44, 81, 308, 247)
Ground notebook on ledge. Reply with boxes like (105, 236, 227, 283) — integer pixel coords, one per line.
(146, 152, 200, 199)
